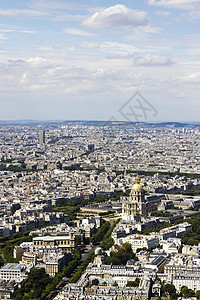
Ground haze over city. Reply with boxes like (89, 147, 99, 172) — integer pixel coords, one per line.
(0, 0, 200, 121)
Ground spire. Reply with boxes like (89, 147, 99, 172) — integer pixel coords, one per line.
(131, 175, 143, 192)
(135, 175, 139, 184)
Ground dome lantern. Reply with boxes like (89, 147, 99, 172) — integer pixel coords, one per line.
(131, 176, 143, 192)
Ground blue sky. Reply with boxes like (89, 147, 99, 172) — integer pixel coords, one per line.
(0, 0, 200, 121)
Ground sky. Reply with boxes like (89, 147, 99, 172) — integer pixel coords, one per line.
(0, 0, 200, 122)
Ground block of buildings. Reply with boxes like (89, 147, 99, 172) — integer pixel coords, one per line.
(173, 273, 200, 292)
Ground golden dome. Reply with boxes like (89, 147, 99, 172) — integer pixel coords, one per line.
(131, 176, 143, 192)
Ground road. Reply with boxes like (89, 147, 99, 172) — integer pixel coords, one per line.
(80, 244, 97, 262)
(48, 244, 98, 300)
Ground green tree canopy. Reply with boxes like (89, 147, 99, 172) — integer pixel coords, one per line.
(164, 284, 176, 296)
(92, 279, 99, 286)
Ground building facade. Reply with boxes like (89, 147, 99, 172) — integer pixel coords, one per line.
(173, 273, 200, 292)
(45, 252, 71, 276)
(122, 177, 162, 221)
(118, 234, 159, 252)
(33, 234, 75, 250)
(122, 177, 147, 221)
(39, 130, 45, 145)
(0, 264, 27, 281)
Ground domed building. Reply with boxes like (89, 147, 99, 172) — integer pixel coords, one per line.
(122, 176, 149, 221)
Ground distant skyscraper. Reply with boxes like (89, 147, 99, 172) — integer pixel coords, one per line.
(39, 130, 45, 145)
(88, 144, 94, 152)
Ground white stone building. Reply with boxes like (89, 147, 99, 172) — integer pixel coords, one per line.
(173, 273, 200, 292)
(117, 234, 159, 252)
(0, 263, 33, 281)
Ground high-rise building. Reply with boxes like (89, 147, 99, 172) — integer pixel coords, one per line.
(88, 144, 94, 152)
(39, 130, 45, 145)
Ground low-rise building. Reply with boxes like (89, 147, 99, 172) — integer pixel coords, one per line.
(45, 252, 71, 276)
(86, 260, 156, 287)
(173, 273, 200, 292)
(160, 238, 182, 254)
(33, 234, 75, 250)
(182, 244, 200, 256)
(22, 252, 37, 265)
(164, 255, 200, 276)
(117, 234, 158, 252)
(159, 222, 192, 240)
(0, 280, 17, 299)
(0, 263, 33, 281)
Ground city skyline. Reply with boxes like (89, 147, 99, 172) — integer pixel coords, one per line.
(0, 0, 200, 121)
(0, 119, 200, 298)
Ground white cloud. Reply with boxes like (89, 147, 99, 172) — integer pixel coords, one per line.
(134, 54, 175, 66)
(29, 0, 89, 11)
(155, 10, 171, 15)
(28, 1, 95, 22)
(0, 8, 49, 17)
(139, 24, 162, 33)
(51, 42, 68, 49)
(27, 57, 47, 65)
(0, 53, 200, 121)
(184, 34, 200, 42)
(186, 48, 200, 55)
(148, 0, 200, 9)
(52, 14, 86, 22)
(0, 24, 37, 34)
(99, 42, 140, 56)
(183, 35, 200, 54)
(182, 9, 200, 19)
(7, 59, 26, 63)
(82, 4, 148, 29)
(0, 7, 86, 23)
(181, 73, 200, 82)
(0, 29, 36, 34)
(20, 73, 28, 84)
(0, 33, 8, 40)
(125, 30, 173, 53)
(63, 28, 95, 36)
(78, 43, 101, 50)
(20, 30, 37, 34)
(0, 29, 14, 33)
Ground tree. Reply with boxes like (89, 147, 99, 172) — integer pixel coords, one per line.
(22, 296, 30, 300)
(105, 242, 137, 265)
(75, 235, 82, 248)
(90, 222, 110, 245)
(188, 289, 195, 297)
(126, 278, 140, 287)
(164, 284, 176, 296)
(170, 293, 177, 300)
(181, 286, 195, 298)
(127, 281, 136, 287)
(181, 286, 189, 297)
(12, 268, 53, 299)
(135, 277, 140, 286)
(113, 281, 118, 287)
(196, 290, 200, 299)
(92, 279, 99, 285)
